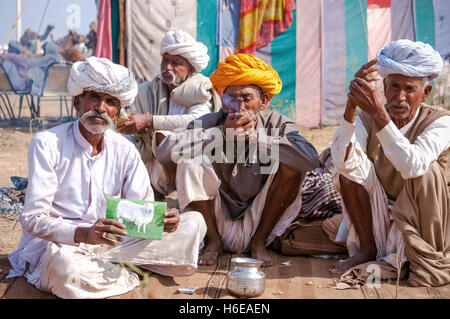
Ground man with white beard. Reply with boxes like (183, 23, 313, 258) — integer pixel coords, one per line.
(117, 30, 221, 196)
(6, 57, 206, 298)
(329, 39, 450, 287)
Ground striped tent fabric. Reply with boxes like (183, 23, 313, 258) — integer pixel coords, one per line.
(124, 0, 450, 127)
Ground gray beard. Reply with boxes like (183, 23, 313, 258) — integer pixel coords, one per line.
(79, 109, 114, 135)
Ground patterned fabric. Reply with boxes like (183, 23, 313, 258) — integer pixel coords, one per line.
(299, 167, 342, 219)
(236, 0, 295, 54)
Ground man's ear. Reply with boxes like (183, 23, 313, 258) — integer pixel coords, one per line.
(423, 84, 432, 101)
(259, 93, 271, 111)
(73, 96, 81, 113)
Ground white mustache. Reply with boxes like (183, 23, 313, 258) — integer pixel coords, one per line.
(80, 109, 114, 126)
(385, 100, 411, 110)
(161, 70, 182, 86)
(80, 109, 114, 134)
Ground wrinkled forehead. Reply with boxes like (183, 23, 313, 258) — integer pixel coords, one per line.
(161, 53, 191, 65)
(385, 73, 426, 86)
(223, 84, 262, 97)
(81, 90, 120, 104)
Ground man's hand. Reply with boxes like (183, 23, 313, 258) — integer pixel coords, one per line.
(222, 112, 257, 140)
(354, 58, 380, 82)
(116, 113, 153, 134)
(348, 77, 383, 115)
(74, 218, 127, 246)
(344, 58, 381, 122)
(163, 208, 180, 233)
(347, 58, 384, 115)
(347, 58, 391, 130)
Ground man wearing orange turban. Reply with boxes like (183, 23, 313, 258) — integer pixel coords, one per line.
(156, 53, 320, 267)
(210, 53, 282, 101)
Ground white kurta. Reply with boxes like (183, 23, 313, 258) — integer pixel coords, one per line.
(330, 110, 450, 267)
(153, 99, 212, 132)
(7, 120, 206, 298)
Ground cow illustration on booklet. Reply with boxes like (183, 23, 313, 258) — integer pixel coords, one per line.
(106, 198, 166, 240)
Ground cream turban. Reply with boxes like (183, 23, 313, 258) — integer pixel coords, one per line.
(160, 30, 210, 72)
(210, 53, 282, 100)
(67, 56, 138, 107)
(376, 39, 444, 79)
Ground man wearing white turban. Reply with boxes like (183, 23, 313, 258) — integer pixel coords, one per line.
(7, 57, 206, 298)
(117, 29, 221, 197)
(328, 40, 450, 287)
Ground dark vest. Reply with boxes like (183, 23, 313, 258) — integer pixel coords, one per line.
(358, 104, 450, 200)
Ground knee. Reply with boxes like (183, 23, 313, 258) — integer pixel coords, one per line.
(339, 174, 362, 191)
(339, 174, 353, 188)
(406, 161, 446, 192)
(277, 163, 303, 183)
(46, 244, 78, 278)
(180, 211, 207, 237)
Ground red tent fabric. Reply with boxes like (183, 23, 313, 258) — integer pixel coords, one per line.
(96, 0, 112, 60)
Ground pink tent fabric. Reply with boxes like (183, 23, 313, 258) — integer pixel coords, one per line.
(96, 0, 112, 61)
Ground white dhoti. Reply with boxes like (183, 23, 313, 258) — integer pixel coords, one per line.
(176, 158, 303, 253)
(147, 130, 177, 195)
(333, 153, 407, 269)
(33, 211, 206, 299)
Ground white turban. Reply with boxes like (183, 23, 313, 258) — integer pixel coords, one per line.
(376, 39, 443, 79)
(160, 30, 210, 72)
(67, 56, 138, 107)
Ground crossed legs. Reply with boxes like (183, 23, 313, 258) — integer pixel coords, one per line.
(187, 163, 303, 267)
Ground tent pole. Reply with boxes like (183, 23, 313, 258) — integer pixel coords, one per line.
(16, 0, 21, 41)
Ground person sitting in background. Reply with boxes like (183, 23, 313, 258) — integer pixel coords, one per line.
(0, 41, 28, 91)
(117, 29, 221, 197)
(26, 41, 63, 95)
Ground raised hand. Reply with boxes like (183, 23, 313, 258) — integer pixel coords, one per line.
(222, 112, 257, 140)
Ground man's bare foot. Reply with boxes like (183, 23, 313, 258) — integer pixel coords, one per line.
(249, 241, 273, 267)
(329, 251, 376, 275)
(199, 240, 222, 266)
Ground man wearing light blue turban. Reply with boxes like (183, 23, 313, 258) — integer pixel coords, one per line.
(329, 39, 450, 287)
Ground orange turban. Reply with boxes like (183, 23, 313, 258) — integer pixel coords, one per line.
(210, 53, 282, 100)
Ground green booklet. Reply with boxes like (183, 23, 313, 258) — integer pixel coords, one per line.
(106, 197, 166, 240)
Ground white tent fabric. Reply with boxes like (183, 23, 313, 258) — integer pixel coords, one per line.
(126, 0, 197, 83)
